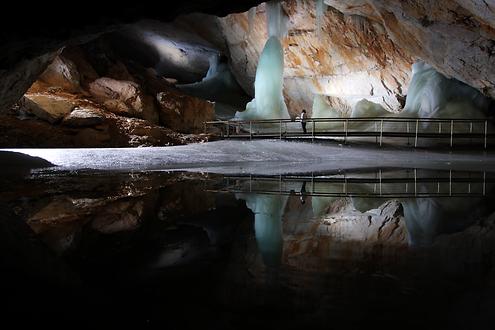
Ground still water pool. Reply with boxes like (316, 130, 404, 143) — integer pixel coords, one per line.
(1, 167, 495, 328)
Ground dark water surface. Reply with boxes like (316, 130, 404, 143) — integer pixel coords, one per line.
(2, 168, 495, 328)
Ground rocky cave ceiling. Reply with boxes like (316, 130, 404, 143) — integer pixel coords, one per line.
(1, 0, 495, 117)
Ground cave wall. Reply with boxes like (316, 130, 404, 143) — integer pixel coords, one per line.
(217, 0, 495, 117)
(218, 0, 414, 116)
(0, 0, 265, 114)
(325, 0, 495, 99)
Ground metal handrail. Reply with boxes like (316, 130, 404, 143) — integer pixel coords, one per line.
(206, 117, 490, 125)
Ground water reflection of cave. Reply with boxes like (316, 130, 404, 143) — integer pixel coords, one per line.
(235, 173, 495, 267)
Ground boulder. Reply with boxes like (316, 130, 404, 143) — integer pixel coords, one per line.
(91, 199, 144, 234)
(39, 56, 81, 93)
(21, 94, 75, 123)
(61, 46, 100, 88)
(62, 107, 105, 127)
(88, 77, 159, 124)
(156, 88, 215, 133)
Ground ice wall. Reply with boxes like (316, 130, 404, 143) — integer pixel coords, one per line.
(235, 1, 289, 120)
(312, 94, 343, 131)
(401, 61, 491, 119)
(178, 55, 250, 119)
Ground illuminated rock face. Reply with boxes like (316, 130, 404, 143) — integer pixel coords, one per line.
(325, 0, 495, 100)
(219, 0, 495, 118)
(219, 0, 413, 117)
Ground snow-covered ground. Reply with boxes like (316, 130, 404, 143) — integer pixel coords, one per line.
(3, 140, 495, 175)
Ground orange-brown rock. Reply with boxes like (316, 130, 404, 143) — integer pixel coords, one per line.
(218, 0, 413, 116)
(156, 88, 215, 133)
(38, 56, 81, 93)
(89, 77, 159, 124)
(326, 0, 495, 98)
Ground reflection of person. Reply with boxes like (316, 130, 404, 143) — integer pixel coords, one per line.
(300, 181, 307, 204)
(300, 109, 307, 134)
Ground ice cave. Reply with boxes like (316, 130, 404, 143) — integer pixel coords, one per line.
(2, 0, 495, 328)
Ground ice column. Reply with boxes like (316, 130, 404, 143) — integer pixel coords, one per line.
(315, 0, 326, 40)
(235, 1, 290, 120)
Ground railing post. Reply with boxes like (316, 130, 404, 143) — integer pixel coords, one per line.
(344, 119, 348, 144)
(407, 121, 410, 145)
(438, 122, 441, 134)
(375, 121, 378, 144)
(414, 119, 419, 148)
(279, 120, 282, 140)
(484, 120, 488, 149)
(449, 170, 452, 196)
(483, 171, 486, 196)
(414, 168, 417, 196)
(204, 121, 207, 134)
(312, 120, 315, 142)
(379, 169, 382, 195)
(380, 119, 383, 146)
(249, 121, 252, 141)
(450, 120, 454, 148)
(469, 121, 473, 146)
(226, 122, 230, 138)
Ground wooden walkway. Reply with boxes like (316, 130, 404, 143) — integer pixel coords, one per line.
(205, 117, 494, 148)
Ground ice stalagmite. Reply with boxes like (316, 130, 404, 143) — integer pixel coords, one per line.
(235, 1, 290, 120)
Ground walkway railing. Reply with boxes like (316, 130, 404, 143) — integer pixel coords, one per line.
(204, 117, 494, 148)
(209, 170, 492, 198)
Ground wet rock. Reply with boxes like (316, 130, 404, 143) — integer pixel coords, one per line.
(21, 94, 75, 123)
(0, 151, 53, 178)
(89, 77, 159, 124)
(39, 56, 81, 93)
(91, 199, 144, 234)
(156, 89, 215, 133)
(62, 107, 105, 127)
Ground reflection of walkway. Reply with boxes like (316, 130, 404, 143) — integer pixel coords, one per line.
(215, 169, 492, 198)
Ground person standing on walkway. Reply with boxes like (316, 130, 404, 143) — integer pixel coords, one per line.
(300, 109, 307, 134)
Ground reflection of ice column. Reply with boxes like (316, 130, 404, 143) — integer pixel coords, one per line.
(237, 193, 288, 267)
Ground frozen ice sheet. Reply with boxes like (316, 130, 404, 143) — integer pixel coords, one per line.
(3, 140, 495, 175)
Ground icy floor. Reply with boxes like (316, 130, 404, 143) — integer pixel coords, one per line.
(3, 140, 495, 175)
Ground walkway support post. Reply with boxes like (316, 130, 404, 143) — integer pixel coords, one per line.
(414, 120, 419, 147)
(450, 120, 454, 147)
(344, 119, 348, 144)
(380, 119, 383, 146)
(312, 120, 315, 142)
(485, 120, 488, 149)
